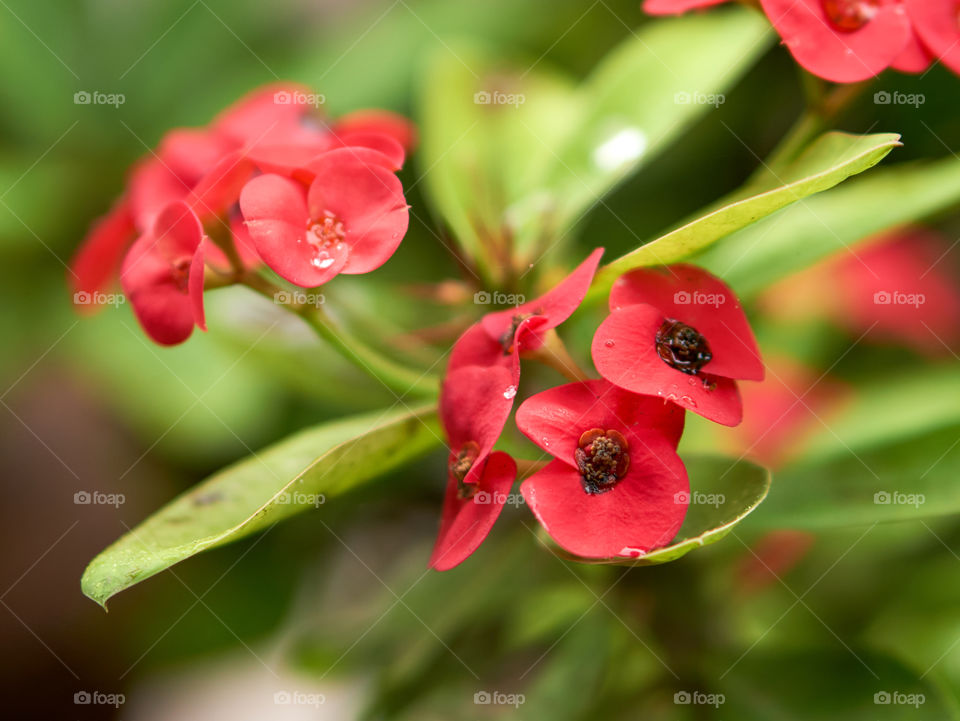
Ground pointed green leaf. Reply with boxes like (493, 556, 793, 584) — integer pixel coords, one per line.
(81, 405, 441, 608)
(592, 132, 901, 292)
(700, 154, 960, 298)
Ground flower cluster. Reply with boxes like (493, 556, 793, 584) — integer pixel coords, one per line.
(70, 83, 414, 345)
(646, 0, 960, 83)
(430, 256, 763, 569)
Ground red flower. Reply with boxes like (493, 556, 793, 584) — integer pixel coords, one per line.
(905, 0, 960, 75)
(333, 109, 418, 153)
(238, 147, 409, 287)
(212, 83, 321, 148)
(516, 380, 687, 559)
(121, 201, 208, 346)
(430, 365, 518, 571)
(592, 264, 763, 426)
(759, 0, 912, 83)
(643, 0, 729, 15)
(448, 248, 604, 374)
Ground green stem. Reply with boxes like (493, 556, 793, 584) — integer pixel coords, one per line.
(241, 273, 439, 398)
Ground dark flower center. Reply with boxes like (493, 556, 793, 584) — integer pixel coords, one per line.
(575, 428, 630, 495)
(656, 319, 712, 375)
(822, 0, 879, 32)
(450, 441, 481, 498)
(171, 256, 192, 293)
(500, 311, 538, 355)
(306, 210, 346, 270)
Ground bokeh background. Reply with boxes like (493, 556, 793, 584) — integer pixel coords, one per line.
(3, 0, 960, 718)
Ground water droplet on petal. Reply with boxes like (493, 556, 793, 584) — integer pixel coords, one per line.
(681, 395, 697, 409)
(604, 339, 615, 348)
(503, 385, 517, 400)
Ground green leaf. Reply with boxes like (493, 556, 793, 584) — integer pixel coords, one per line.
(756, 423, 960, 530)
(720, 648, 959, 720)
(81, 405, 441, 608)
(592, 132, 901, 291)
(699, 154, 960, 298)
(798, 366, 960, 464)
(543, 455, 770, 566)
(416, 8, 773, 275)
(531, 6, 773, 253)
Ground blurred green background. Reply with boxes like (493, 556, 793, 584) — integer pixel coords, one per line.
(4, 0, 960, 718)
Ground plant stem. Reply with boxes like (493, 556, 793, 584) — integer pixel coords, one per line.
(241, 273, 439, 398)
(515, 458, 549, 480)
(523, 329, 592, 383)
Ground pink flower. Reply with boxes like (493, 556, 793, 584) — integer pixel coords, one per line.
(238, 147, 409, 287)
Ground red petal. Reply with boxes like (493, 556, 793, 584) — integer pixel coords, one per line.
(515, 379, 685, 468)
(481, 248, 604, 349)
(891, 28, 934, 73)
(592, 305, 743, 426)
(70, 197, 135, 302)
(213, 83, 318, 146)
(306, 149, 408, 275)
(158, 128, 233, 184)
(760, 0, 911, 82)
(440, 364, 516, 466)
(334, 109, 418, 151)
(332, 132, 405, 171)
(154, 201, 204, 260)
(128, 158, 188, 232)
(521, 442, 688, 559)
(121, 234, 195, 346)
(189, 240, 208, 331)
(643, 0, 729, 14)
(448, 322, 519, 378)
(187, 152, 254, 221)
(905, 0, 960, 75)
(610, 264, 763, 380)
(429, 451, 517, 571)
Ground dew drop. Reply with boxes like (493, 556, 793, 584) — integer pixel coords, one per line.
(503, 385, 517, 400)
(604, 339, 615, 348)
(681, 395, 697, 409)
